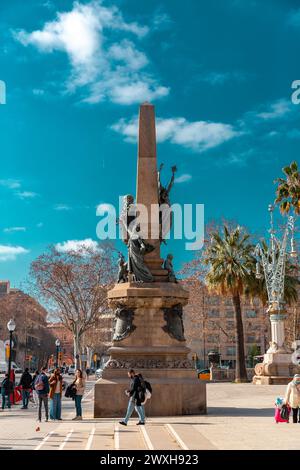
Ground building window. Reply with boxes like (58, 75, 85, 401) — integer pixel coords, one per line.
(246, 310, 257, 318)
(247, 335, 257, 343)
(226, 321, 235, 330)
(224, 298, 233, 306)
(225, 310, 234, 318)
(207, 334, 219, 343)
(226, 347, 236, 356)
(207, 296, 219, 306)
(208, 309, 220, 318)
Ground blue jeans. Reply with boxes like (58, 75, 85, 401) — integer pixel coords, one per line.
(75, 395, 82, 417)
(50, 393, 61, 419)
(22, 390, 30, 408)
(1, 394, 11, 409)
(124, 398, 145, 424)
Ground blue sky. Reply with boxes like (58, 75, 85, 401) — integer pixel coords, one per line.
(0, 0, 299, 288)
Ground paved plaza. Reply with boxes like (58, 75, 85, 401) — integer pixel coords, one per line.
(1, 380, 299, 450)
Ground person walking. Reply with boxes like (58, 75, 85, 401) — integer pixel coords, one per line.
(19, 368, 32, 409)
(35, 367, 50, 422)
(119, 369, 146, 426)
(1, 373, 13, 410)
(49, 368, 63, 421)
(72, 369, 85, 420)
(31, 370, 39, 407)
(285, 374, 300, 423)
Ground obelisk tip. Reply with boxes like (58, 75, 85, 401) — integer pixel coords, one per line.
(140, 101, 153, 107)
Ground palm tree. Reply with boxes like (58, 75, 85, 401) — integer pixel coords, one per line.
(275, 161, 300, 214)
(203, 225, 254, 382)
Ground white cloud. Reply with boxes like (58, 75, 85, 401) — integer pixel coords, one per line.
(175, 174, 192, 183)
(54, 203, 71, 211)
(256, 99, 292, 120)
(112, 116, 238, 151)
(3, 227, 26, 233)
(16, 191, 38, 199)
(14, 1, 168, 105)
(0, 245, 29, 261)
(0, 179, 21, 189)
(55, 238, 100, 253)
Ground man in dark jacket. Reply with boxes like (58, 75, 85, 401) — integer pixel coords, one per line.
(119, 369, 145, 426)
(1, 373, 13, 409)
(19, 368, 32, 409)
(35, 367, 50, 422)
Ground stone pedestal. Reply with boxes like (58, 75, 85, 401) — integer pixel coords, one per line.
(253, 351, 299, 385)
(253, 310, 300, 385)
(94, 281, 206, 417)
(94, 369, 206, 417)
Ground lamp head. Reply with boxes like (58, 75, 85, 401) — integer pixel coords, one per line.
(7, 319, 16, 332)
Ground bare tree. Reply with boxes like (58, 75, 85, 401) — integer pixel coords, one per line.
(29, 243, 117, 368)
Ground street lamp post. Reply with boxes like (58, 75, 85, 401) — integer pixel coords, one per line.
(55, 339, 60, 368)
(7, 319, 16, 400)
(254, 205, 296, 353)
(253, 205, 298, 384)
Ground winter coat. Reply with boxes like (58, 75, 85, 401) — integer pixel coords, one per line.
(19, 371, 32, 390)
(129, 375, 145, 406)
(1, 378, 13, 395)
(49, 374, 63, 399)
(35, 373, 50, 396)
(74, 377, 85, 396)
(285, 381, 300, 408)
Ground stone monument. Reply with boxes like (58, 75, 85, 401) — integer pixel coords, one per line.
(94, 102, 206, 417)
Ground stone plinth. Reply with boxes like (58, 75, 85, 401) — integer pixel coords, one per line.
(253, 352, 300, 385)
(94, 369, 206, 418)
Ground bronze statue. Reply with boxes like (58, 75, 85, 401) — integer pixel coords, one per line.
(163, 253, 177, 283)
(162, 304, 185, 341)
(158, 164, 177, 244)
(158, 164, 177, 207)
(127, 224, 155, 282)
(117, 253, 128, 283)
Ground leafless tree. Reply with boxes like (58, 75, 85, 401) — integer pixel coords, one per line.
(29, 243, 117, 368)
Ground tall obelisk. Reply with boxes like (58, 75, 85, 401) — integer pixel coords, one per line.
(94, 103, 206, 418)
(136, 102, 165, 277)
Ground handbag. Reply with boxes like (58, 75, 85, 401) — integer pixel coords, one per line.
(280, 404, 290, 420)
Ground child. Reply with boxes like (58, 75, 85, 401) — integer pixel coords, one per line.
(274, 397, 290, 423)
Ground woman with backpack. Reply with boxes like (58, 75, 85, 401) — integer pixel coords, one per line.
(284, 374, 300, 423)
(72, 369, 85, 420)
(49, 368, 63, 420)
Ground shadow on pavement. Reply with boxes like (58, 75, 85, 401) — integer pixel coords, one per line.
(208, 407, 273, 417)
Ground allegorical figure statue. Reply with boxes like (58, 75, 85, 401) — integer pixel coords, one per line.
(117, 253, 128, 283)
(164, 253, 177, 283)
(127, 224, 155, 282)
(158, 164, 177, 207)
(157, 164, 177, 244)
(119, 194, 135, 243)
